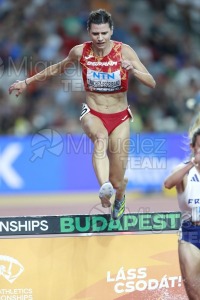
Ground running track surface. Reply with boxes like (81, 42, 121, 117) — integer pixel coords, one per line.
(0, 192, 179, 217)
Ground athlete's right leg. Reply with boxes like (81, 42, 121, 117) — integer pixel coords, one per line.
(178, 240, 200, 299)
(81, 113, 113, 207)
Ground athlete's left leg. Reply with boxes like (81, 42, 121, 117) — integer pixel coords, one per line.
(107, 119, 130, 219)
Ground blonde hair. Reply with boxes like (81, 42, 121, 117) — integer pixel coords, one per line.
(188, 113, 200, 146)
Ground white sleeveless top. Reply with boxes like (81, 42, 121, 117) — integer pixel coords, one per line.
(178, 164, 200, 215)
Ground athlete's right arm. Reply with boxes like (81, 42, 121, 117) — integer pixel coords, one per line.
(9, 44, 83, 97)
(164, 161, 194, 190)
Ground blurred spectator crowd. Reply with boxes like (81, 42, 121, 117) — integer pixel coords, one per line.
(1, 0, 200, 135)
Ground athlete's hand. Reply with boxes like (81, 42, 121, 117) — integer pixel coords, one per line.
(121, 60, 133, 71)
(8, 80, 27, 97)
(194, 150, 200, 165)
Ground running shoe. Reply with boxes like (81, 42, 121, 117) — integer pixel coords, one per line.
(99, 181, 114, 208)
(111, 195, 126, 220)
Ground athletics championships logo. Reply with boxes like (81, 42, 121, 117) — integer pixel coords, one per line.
(0, 255, 24, 283)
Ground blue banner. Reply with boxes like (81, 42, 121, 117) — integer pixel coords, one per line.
(0, 131, 189, 193)
(125, 133, 188, 192)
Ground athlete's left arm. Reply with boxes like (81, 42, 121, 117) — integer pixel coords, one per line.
(121, 44, 156, 88)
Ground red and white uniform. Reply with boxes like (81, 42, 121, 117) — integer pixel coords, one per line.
(80, 41, 128, 93)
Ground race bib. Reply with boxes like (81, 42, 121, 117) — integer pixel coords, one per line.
(87, 69, 121, 92)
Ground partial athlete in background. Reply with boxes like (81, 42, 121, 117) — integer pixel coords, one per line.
(164, 115, 200, 299)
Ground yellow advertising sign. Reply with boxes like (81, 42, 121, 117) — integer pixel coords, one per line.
(0, 233, 187, 300)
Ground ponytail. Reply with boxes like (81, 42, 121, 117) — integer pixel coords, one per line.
(188, 113, 200, 146)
